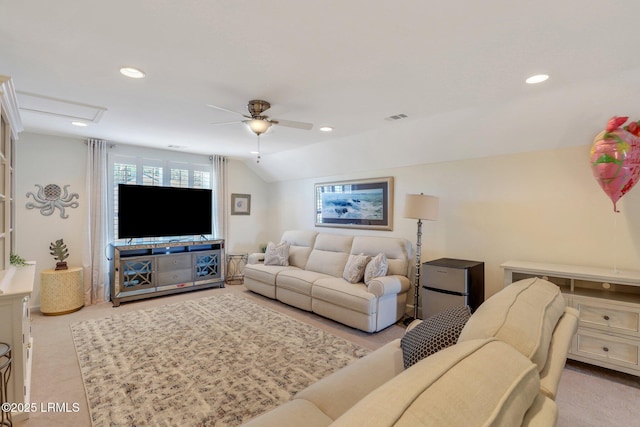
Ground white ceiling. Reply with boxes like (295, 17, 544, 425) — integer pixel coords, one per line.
(2, 1, 640, 177)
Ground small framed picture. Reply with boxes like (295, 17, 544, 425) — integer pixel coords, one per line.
(231, 193, 251, 215)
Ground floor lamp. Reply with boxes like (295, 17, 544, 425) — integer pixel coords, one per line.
(403, 193, 439, 325)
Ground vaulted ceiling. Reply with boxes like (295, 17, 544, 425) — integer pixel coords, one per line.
(2, 1, 640, 180)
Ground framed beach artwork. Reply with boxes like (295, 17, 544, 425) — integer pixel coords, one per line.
(231, 193, 251, 215)
(314, 177, 394, 230)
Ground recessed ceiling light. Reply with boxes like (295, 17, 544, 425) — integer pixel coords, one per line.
(120, 67, 146, 79)
(250, 150, 260, 154)
(71, 121, 88, 127)
(319, 126, 333, 132)
(525, 74, 549, 84)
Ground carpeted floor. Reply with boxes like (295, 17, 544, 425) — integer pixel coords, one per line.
(16, 285, 640, 426)
(70, 293, 370, 427)
(557, 360, 640, 426)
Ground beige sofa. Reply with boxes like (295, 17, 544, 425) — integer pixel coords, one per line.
(244, 230, 412, 332)
(242, 277, 579, 426)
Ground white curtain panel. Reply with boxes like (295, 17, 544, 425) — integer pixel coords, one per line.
(212, 155, 228, 240)
(82, 138, 110, 305)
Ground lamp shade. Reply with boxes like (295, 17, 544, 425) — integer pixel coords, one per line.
(247, 119, 272, 135)
(404, 194, 439, 220)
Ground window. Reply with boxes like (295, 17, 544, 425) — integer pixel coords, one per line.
(110, 152, 212, 240)
(171, 168, 189, 188)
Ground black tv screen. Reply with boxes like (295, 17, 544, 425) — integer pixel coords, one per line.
(118, 184, 213, 239)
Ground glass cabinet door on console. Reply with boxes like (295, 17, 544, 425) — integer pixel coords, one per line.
(194, 250, 221, 283)
(120, 256, 155, 292)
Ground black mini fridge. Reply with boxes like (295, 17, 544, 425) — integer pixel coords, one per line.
(421, 258, 484, 319)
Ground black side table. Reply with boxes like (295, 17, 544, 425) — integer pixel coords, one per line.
(0, 342, 11, 427)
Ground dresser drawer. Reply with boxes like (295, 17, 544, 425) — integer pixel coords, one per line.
(423, 265, 467, 293)
(571, 296, 640, 337)
(157, 254, 192, 272)
(572, 329, 639, 370)
(157, 269, 193, 286)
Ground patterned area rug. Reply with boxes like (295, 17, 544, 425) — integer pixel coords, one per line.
(71, 294, 370, 426)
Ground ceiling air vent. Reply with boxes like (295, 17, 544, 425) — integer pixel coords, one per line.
(385, 113, 408, 122)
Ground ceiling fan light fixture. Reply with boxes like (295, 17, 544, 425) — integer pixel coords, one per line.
(247, 118, 272, 135)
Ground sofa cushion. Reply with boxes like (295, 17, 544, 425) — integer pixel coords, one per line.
(264, 241, 291, 266)
(457, 277, 565, 372)
(331, 338, 540, 427)
(521, 394, 558, 427)
(400, 305, 471, 368)
(244, 263, 298, 286)
(277, 269, 333, 296)
(295, 339, 404, 421)
(364, 253, 388, 285)
(343, 254, 370, 283)
(351, 236, 410, 276)
(538, 307, 579, 400)
(312, 277, 376, 315)
(280, 230, 319, 269)
(305, 234, 354, 277)
(241, 398, 333, 427)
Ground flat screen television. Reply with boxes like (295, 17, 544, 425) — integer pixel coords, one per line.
(118, 184, 213, 239)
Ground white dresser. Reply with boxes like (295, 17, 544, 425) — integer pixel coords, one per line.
(501, 260, 640, 377)
(0, 263, 35, 422)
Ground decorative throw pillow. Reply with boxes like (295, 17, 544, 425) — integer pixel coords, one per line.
(364, 252, 388, 284)
(264, 241, 291, 266)
(400, 305, 472, 369)
(342, 253, 371, 283)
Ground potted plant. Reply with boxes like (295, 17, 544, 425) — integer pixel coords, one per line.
(10, 252, 28, 267)
(49, 239, 69, 270)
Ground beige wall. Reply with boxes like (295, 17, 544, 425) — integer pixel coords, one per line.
(16, 132, 640, 309)
(15, 133, 270, 306)
(266, 145, 640, 299)
(15, 133, 87, 307)
(227, 159, 271, 253)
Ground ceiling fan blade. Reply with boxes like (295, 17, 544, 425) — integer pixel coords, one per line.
(211, 120, 243, 126)
(271, 118, 313, 130)
(206, 104, 251, 119)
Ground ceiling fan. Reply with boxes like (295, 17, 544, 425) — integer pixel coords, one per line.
(208, 99, 313, 136)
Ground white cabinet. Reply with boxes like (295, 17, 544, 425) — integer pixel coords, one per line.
(0, 75, 29, 421)
(501, 260, 640, 376)
(0, 264, 36, 422)
(0, 75, 21, 271)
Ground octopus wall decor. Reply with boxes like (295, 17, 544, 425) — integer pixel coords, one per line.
(26, 184, 79, 218)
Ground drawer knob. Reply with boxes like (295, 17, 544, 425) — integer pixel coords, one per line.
(603, 315, 610, 321)
(603, 347, 609, 352)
